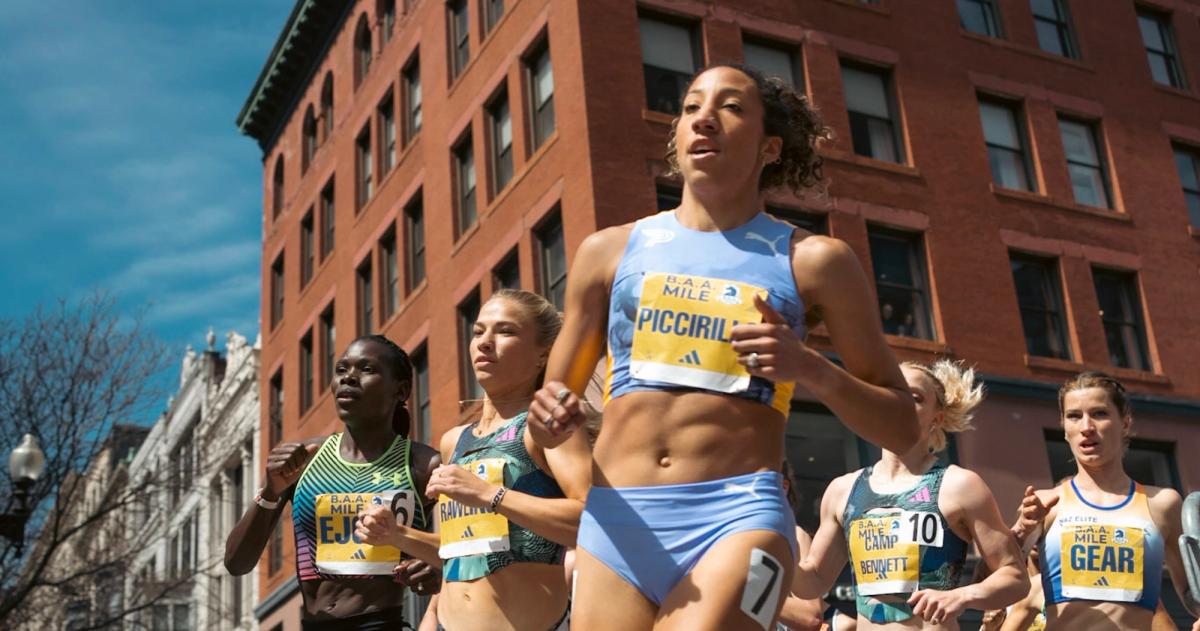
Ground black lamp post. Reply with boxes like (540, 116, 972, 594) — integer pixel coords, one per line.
(0, 434, 46, 552)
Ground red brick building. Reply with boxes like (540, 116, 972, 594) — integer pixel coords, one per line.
(238, 0, 1200, 627)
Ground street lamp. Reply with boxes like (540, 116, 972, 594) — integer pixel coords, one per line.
(1, 434, 46, 552)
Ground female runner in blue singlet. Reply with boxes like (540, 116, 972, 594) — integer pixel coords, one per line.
(224, 335, 440, 630)
(356, 290, 591, 631)
(528, 63, 921, 630)
(1011, 372, 1197, 631)
(795, 360, 1028, 630)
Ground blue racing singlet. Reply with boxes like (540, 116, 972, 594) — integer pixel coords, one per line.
(1040, 478, 1163, 611)
(604, 210, 806, 415)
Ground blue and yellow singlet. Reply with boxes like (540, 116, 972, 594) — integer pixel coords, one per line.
(604, 210, 805, 415)
(1040, 478, 1163, 611)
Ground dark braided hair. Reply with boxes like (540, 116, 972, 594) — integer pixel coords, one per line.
(664, 63, 831, 197)
(355, 334, 414, 436)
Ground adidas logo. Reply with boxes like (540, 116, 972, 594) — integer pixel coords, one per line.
(678, 350, 702, 365)
(461, 526, 475, 539)
(1094, 576, 1109, 586)
(351, 548, 366, 560)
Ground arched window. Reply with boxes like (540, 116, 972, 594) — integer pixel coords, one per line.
(272, 157, 285, 219)
(354, 15, 372, 87)
(302, 105, 317, 172)
(321, 73, 334, 141)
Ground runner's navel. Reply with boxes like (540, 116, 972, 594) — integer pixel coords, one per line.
(658, 456, 671, 468)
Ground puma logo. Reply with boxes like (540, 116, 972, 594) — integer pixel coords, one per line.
(641, 228, 676, 248)
(745, 231, 786, 255)
(724, 481, 762, 500)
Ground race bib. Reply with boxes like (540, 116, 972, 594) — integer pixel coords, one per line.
(314, 489, 417, 575)
(438, 458, 511, 559)
(849, 513, 920, 596)
(629, 272, 765, 393)
(1060, 522, 1145, 602)
(897, 510, 945, 548)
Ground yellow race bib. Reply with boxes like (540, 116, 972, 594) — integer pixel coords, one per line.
(314, 489, 417, 575)
(438, 458, 511, 559)
(849, 513, 921, 596)
(630, 272, 765, 393)
(1060, 523, 1144, 602)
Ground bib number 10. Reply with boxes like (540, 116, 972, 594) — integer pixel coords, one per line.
(903, 511, 944, 547)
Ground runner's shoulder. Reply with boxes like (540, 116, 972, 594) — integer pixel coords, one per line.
(438, 425, 468, 462)
(1144, 484, 1183, 521)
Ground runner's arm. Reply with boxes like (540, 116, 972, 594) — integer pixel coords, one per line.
(791, 237, 919, 454)
(779, 527, 827, 631)
(224, 439, 322, 575)
(1149, 487, 1195, 613)
(946, 469, 1030, 611)
(794, 474, 852, 599)
(529, 227, 627, 449)
(493, 428, 592, 547)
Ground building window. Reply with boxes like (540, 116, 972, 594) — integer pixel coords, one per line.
(785, 402, 881, 532)
(459, 291, 483, 400)
(1009, 253, 1071, 360)
(320, 178, 335, 259)
(379, 0, 396, 43)
(454, 133, 477, 234)
(484, 0, 504, 34)
(537, 211, 567, 309)
(268, 520, 284, 575)
(270, 252, 284, 328)
(489, 92, 513, 195)
(656, 184, 682, 211)
(868, 226, 934, 340)
(380, 228, 399, 320)
(405, 193, 426, 290)
(378, 89, 396, 175)
(958, 0, 1003, 37)
(493, 250, 520, 290)
(978, 97, 1033, 191)
(272, 157, 284, 219)
(300, 210, 315, 287)
(355, 15, 372, 87)
(320, 303, 336, 386)
(449, 0, 470, 80)
(269, 370, 283, 446)
(1058, 117, 1110, 208)
(841, 62, 904, 163)
(767, 205, 827, 235)
(321, 73, 335, 142)
(1174, 145, 1200, 228)
(1137, 9, 1187, 89)
(527, 39, 555, 150)
(357, 124, 373, 210)
(302, 106, 317, 172)
(403, 56, 422, 143)
(1092, 268, 1150, 371)
(742, 37, 802, 88)
(639, 14, 700, 113)
(300, 330, 314, 414)
(357, 259, 374, 336)
(1045, 431, 1179, 490)
(1031, 0, 1077, 58)
(411, 346, 431, 440)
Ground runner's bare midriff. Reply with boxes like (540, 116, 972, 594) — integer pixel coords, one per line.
(593, 389, 786, 488)
(1049, 600, 1154, 631)
(438, 562, 568, 631)
(303, 577, 405, 618)
(856, 614, 961, 631)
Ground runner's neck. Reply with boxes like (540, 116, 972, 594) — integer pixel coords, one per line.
(339, 422, 397, 463)
(676, 185, 762, 232)
(477, 393, 532, 434)
(1072, 464, 1133, 500)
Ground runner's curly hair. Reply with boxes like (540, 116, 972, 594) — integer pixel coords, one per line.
(902, 359, 985, 453)
(664, 63, 831, 197)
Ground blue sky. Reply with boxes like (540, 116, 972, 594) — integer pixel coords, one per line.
(0, 2, 293, 368)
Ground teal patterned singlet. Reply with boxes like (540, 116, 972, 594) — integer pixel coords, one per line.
(442, 412, 565, 582)
(842, 464, 968, 623)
